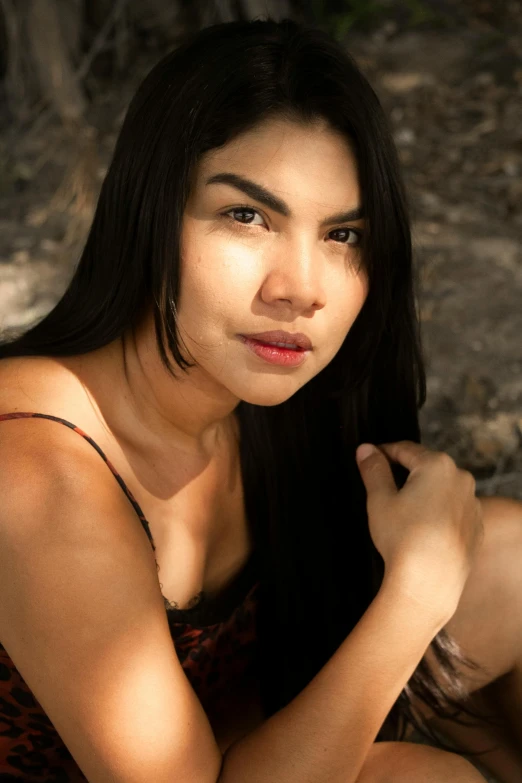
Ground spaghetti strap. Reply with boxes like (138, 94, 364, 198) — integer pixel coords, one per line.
(0, 411, 156, 552)
(0, 411, 260, 622)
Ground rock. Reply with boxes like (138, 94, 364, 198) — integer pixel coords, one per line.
(394, 127, 416, 146)
(11, 236, 34, 250)
(457, 372, 497, 415)
(10, 250, 30, 265)
(457, 412, 520, 466)
(40, 239, 60, 252)
(381, 71, 432, 93)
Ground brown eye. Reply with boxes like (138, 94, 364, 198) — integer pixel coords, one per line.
(221, 206, 362, 247)
(330, 228, 362, 246)
(222, 207, 265, 227)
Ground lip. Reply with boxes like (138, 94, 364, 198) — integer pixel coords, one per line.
(239, 336, 310, 367)
(240, 331, 313, 351)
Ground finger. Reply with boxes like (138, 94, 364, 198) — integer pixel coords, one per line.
(356, 446, 399, 499)
(377, 441, 433, 471)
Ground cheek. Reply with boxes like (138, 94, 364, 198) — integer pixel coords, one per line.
(202, 255, 259, 312)
(180, 251, 253, 326)
(183, 227, 259, 285)
(331, 275, 368, 329)
(320, 283, 367, 360)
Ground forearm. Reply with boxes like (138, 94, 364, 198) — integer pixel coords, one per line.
(217, 572, 445, 783)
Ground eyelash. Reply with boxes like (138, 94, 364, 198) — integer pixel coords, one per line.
(220, 205, 363, 247)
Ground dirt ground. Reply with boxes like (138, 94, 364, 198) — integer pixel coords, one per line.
(349, 3, 522, 508)
(1, 6, 520, 507)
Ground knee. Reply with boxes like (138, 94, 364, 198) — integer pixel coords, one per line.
(355, 741, 487, 783)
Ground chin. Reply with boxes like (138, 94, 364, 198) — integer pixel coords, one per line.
(236, 381, 306, 407)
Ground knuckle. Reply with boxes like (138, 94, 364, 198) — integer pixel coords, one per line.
(416, 446, 434, 463)
(458, 467, 476, 491)
(393, 441, 432, 462)
(381, 440, 414, 453)
(434, 451, 456, 470)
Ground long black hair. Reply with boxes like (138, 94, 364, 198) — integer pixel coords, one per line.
(0, 17, 504, 755)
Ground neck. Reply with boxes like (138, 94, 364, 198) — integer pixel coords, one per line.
(80, 319, 240, 462)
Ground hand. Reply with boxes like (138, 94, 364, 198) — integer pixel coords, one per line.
(356, 441, 484, 622)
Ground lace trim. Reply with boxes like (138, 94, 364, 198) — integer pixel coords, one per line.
(162, 588, 206, 612)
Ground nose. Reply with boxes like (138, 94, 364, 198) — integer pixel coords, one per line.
(260, 238, 327, 313)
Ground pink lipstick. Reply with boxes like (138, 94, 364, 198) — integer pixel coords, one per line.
(239, 336, 310, 367)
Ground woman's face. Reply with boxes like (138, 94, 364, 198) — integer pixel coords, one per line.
(178, 117, 369, 407)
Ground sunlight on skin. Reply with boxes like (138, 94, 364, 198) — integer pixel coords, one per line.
(103, 117, 369, 457)
(404, 496, 522, 783)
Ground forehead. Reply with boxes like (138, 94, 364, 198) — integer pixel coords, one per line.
(196, 117, 360, 205)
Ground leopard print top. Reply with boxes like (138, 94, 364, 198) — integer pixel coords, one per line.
(0, 412, 261, 782)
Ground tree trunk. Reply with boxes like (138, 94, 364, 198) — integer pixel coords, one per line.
(56, 0, 83, 68)
(239, 0, 293, 21)
(26, 0, 86, 122)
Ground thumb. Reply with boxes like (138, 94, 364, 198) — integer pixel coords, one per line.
(356, 444, 398, 498)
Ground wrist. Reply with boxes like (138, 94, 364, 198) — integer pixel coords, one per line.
(380, 563, 455, 634)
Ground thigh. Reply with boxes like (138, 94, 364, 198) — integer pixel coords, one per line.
(356, 741, 487, 783)
(441, 497, 522, 688)
(408, 496, 522, 713)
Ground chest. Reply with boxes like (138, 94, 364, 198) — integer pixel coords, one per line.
(149, 472, 253, 609)
(108, 414, 253, 609)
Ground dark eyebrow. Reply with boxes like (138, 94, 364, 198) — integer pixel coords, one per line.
(205, 172, 364, 225)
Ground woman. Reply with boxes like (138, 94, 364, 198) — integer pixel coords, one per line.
(0, 16, 520, 783)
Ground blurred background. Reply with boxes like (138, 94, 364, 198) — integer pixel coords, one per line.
(0, 0, 521, 505)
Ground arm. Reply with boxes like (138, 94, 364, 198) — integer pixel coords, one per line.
(218, 569, 446, 783)
(0, 418, 224, 783)
(0, 417, 445, 783)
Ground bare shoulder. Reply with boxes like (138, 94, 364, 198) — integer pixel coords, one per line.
(0, 411, 135, 555)
(0, 354, 136, 543)
(0, 354, 86, 416)
(0, 357, 224, 781)
(0, 353, 110, 478)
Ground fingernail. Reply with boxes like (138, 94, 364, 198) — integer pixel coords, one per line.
(357, 444, 376, 462)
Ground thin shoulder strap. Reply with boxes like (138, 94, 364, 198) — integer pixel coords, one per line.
(0, 412, 156, 552)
